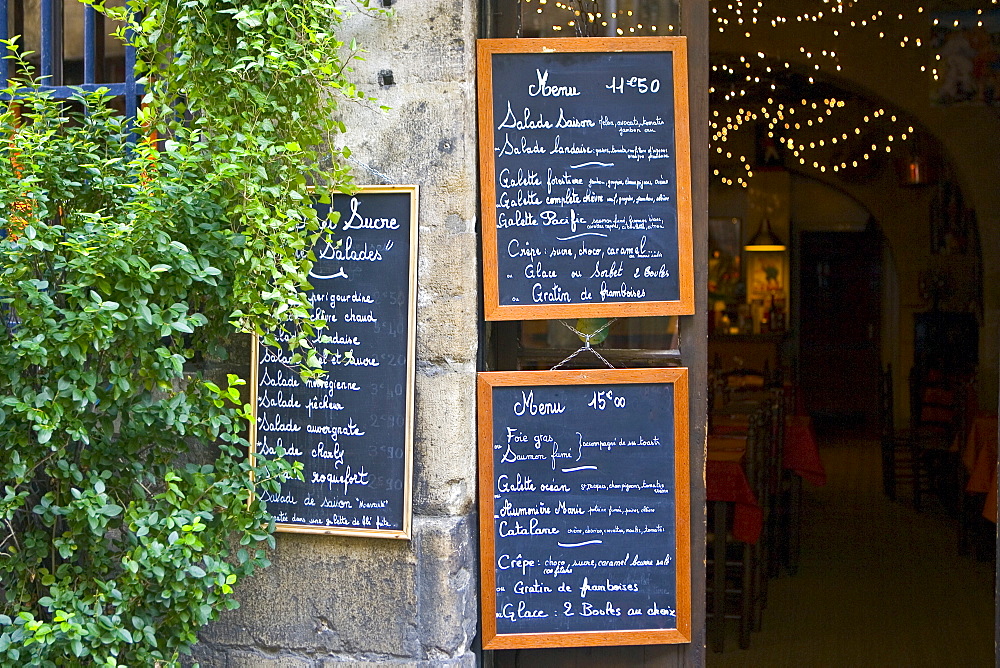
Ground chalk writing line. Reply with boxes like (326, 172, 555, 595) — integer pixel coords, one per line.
(310, 267, 349, 280)
(556, 233, 608, 241)
(570, 162, 615, 168)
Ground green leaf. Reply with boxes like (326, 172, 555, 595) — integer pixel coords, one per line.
(100, 504, 123, 517)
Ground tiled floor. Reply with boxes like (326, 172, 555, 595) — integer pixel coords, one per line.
(709, 433, 995, 667)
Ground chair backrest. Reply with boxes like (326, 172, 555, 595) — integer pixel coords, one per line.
(742, 410, 765, 500)
(742, 396, 784, 517)
(718, 367, 768, 407)
(879, 363, 895, 439)
(908, 366, 967, 441)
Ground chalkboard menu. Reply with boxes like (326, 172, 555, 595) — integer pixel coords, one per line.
(478, 37, 694, 320)
(251, 186, 418, 539)
(478, 368, 691, 648)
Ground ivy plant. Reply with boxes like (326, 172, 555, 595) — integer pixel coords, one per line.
(0, 0, 386, 664)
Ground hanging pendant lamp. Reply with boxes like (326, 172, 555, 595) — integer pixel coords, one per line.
(745, 218, 786, 252)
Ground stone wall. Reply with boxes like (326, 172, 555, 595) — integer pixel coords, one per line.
(193, 2, 481, 665)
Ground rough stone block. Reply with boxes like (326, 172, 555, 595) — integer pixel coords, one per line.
(186, 643, 229, 667)
(415, 515, 477, 661)
(337, 84, 477, 215)
(200, 533, 419, 657)
(415, 227, 478, 299)
(342, 0, 476, 86)
(416, 292, 478, 365)
(225, 652, 317, 668)
(318, 657, 475, 668)
(412, 364, 477, 515)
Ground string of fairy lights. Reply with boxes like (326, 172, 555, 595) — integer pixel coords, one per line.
(710, 0, 998, 188)
(522, 0, 680, 35)
(709, 1, 1000, 187)
(520, 0, 1000, 188)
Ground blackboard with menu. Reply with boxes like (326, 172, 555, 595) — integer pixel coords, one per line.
(478, 37, 694, 320)
(477, 368, 691, 648)
(251, 186, 418, 539)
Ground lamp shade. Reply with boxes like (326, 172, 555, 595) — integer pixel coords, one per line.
(745, 218, 786, 251)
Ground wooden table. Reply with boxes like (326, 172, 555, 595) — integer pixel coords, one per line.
(707, 436, 762, 543)
(711, 410, 825, 573)
(712, 412, 826, 485)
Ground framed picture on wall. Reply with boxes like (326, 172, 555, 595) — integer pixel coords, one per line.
(746, 251, 787, 303)
(708, 217, 742, 304)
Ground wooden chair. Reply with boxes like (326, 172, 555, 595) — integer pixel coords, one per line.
(909, 367, 968, 512)
(879, 363, 914, 502)
(707, 407, 772, 651)
(752, 396, 785, 627)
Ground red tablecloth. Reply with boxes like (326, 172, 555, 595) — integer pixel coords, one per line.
(707, 436, 763, 544)
(712, 413, 827, 487)
(783, 415, 826, 487)
(962, 412, 998, 523)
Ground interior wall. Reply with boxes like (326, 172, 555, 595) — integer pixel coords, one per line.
(710, 173, 899, 401)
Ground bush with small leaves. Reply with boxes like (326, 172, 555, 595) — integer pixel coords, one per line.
(0, 0, 387, 664)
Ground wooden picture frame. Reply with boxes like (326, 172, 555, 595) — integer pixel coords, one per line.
(478, 37, 694, 320)
(250, 186, 419, 539)
(477, 368, 692, 648)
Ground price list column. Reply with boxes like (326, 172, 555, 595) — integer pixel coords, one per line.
(253, 189, 417, 537)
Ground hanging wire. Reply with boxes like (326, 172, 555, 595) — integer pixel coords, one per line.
(516, 0, 523, 38)
(571, 0, 600, 37)
(551, 318, 618, 370)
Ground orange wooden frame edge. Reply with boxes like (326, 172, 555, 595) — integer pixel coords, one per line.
(477, 368, 692, 649)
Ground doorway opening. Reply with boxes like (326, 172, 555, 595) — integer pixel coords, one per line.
(708, 32, 997, 666)
(707, 172, 995, 664)
(707, 3, 998, 659)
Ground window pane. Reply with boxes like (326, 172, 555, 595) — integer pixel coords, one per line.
(522, 317, 678, 350)
(518, 0, 680, 38)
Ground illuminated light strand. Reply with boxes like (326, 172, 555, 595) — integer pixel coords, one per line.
(778, 110, 906, 153)
(708, 78, 918, 187)
(709, 95, 846, 145)
(713, 0, 938, 63)
(538, 0, 961, 187)
(522, 0, 679, 35)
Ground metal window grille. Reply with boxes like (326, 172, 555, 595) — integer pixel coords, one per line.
(0, 0, 140, 122)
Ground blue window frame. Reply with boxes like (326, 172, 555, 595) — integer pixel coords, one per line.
(0, 0, 140, 122)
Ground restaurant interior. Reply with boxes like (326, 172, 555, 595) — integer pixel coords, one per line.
(499, 0, 1000, 663)
(704, 1, 998, 663)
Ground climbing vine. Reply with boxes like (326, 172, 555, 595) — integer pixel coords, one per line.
(113, 0, 389, 358)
